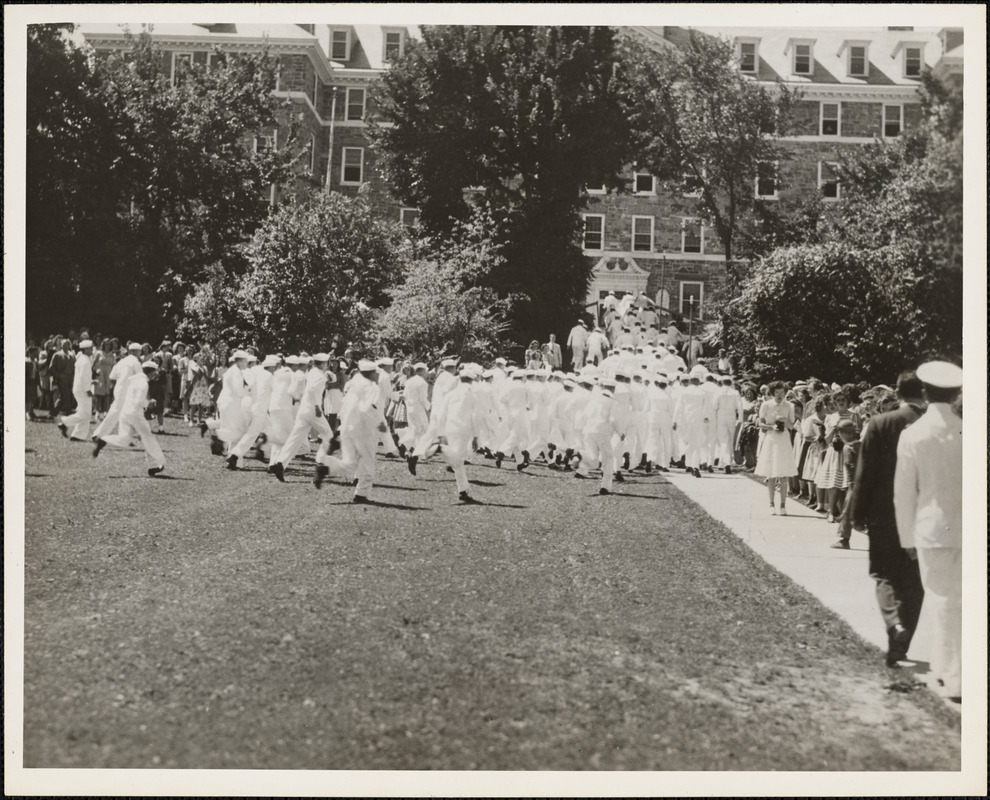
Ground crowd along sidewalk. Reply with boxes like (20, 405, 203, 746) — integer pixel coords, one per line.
(662, 468, 955, 709)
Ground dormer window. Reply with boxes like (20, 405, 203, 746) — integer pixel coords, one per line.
(848, 44, 868, 76)
(787, 39, 815, 76)
(736, 38, 760, 74)
(330, 28, 351, 61)
(893, 41, 925, 79)
(383, 29, 406, 62)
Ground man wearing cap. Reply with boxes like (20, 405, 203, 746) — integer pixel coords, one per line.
(226, 355, 280, 470)
(493, 370, 531, 471)
(266, 356, 297, 469)
(893, 361, 963, 699)
(673, 367, 711, 477)
(646, 373, 674, 472)
(848, 371, 926, 667)
(408, 358, 458, 474)
(273, 353, 334, 483)
(567, 321, 588, 370)
(712, 375, 743, 474)
(93, 360, 166, 476)
(57, 339, 96, 441)
(91, 342, 144, 442)
(374, 357, 402, 457)
(575, 377, 621, 495)
(208, 350, 252, 456)
(585, 326, 608, 366)
(432, 364, 483, 503)
(399, 362, 431, 457)
(323, 359, 388, 501)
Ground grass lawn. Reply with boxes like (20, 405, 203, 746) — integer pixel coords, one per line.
(21, 415, 961, 770)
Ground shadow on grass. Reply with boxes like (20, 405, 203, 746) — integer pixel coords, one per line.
(608, 492, 671, 500)
(458, 501, 529, 509)
(108, 474, 197, 481)
(467, 479, 505, 487)
(375, 484, 427, 492)
(25, 473, 52, 478)
(325, 499, 429, 511)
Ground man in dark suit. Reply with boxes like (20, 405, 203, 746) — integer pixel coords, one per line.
(849, 371, 926, 668)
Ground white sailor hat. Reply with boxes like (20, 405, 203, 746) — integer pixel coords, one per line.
(246, 353, 259, 362)
(127, 342, 143, 351)
(78, 339, 94, 349)
(232, 349, 251, 360)
(495, 357, 507, 365)
(261, 355, 281, 368)
(917, 360, 963, 389)
(377, 356, 394, 366)
(309, 353, 328, 362)
(413, 362, 428, 370)
(482, 369, 494, 379)
(577, 374, 596, 386)
(357, 359, 377, 371)
(441, 357, 458, 368)
(141, 360, 159, 369)
(614, 369, 630, 380)
(690, 364, 707, 377)
(284, 355, 299, 365)
(552, 370, 566, 379)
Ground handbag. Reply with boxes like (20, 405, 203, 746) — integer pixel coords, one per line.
(391, 396, 408, 426)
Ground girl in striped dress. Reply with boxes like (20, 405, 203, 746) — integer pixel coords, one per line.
(798, 398, 827, 511)
(814, 391, 861, 522)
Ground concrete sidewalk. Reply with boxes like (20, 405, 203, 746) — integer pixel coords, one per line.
(660, 467, 952, 705)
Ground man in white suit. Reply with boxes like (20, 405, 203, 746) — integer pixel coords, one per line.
(93, 361, 166, 476)
(566, 321, 588, 370)
(398, 362, 431, 455)
(227, 354, 280, 470)
(91, 342, 143, 441)
(273, 353, 334, 484)
(894, 360, 963, 701)
(433, 364, 483, 503)
(57, 339, 96, 441)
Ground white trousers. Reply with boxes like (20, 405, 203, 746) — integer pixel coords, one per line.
(398, 407, 430, 449)
(229, 406, 269, 459)
(327, 430, 376, 496)
(102, 410, 165, 468)
(62, 391, 93, 439)
(278, 411, 332, 467)
(265, 409, 295, 464)
(440, 432, 472, 494)
(917, 547, 962, 697)
(714, 420, 737, 466)
(577, 429, 615, 492)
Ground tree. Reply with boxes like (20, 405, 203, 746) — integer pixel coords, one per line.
(620, 29, 799, 265)
(370, 25, 630, 347)
(181, 191, 412, 352)
(375, 213, 513, 361)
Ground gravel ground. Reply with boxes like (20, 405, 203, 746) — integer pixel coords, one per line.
(22, 415, 961, 770)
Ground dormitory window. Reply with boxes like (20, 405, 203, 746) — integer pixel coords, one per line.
(818, 161, 840, 201)
(582, 215, 604, 251)
(848, 45, 867, 77)
(400, 208, 421, 228)
(346, 88, 366, 121)
(792, 43, 812, 75)
(883, 104, 903, 138)
(331, 29, 350, 61)
(680, 282, 704, 320)
(633, 172, 655, 195)
(631, 216, 654, 252)
(739, 41, 758, 73)
(903, 46, 922, 78)
(171, 52, 193, 86)
(820, 102, 840, 136)
(341, 147, 364, 184)
(755, 162, 778, 199)
(384, 30, 405, 62)
(681, 219, 703, 254)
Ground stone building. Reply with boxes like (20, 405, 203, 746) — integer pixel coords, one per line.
(78, 22, 963, 328)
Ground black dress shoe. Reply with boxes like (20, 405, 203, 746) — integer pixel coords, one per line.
(446, 466, 455, 473)
(574, 472, 589, 479)
(272, 462, 285, 482)
(725, 465, 733, 474)
(459, 491, 480, 504)
(613, 471, 625, 483)
(494, 452, 503, 469)
(92, 438, 106, 458)
(226, 455, 239, 471)
(693, 468, 702, 478)
(599, 487, 611, 496)
(199, 421, 208, 438)
(57, 423, 68, 438)
(407, 455, 418, 476)
(397, 444, 407, 459)
(521, 450, 531, 466)
(313, 464, 329, 488)
(516, 463, 527, 472)
(352, 495, 370, 504)
(69, 436, 85, 442)
(148, 466, 165, 477)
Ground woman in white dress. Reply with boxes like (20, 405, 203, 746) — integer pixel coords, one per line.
(755, 381, 798, 515)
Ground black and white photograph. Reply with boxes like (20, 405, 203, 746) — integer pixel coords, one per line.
(4, 3, 986, 796)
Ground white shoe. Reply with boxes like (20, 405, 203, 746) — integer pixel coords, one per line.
(769, 506, 776, 516)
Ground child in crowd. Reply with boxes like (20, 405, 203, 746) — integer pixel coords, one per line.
(830, 418, 862, 549)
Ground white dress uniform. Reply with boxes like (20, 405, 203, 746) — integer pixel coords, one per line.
(399, 372, 431, 451)
(577, 384, 623, 493)
(673, 382, 711, 471)
(91, 351, 142, 440)
(433, 375, 480, 495)
(60, 349, 96, 439)
(277, 364, 333, 469)
(713, 383, 743, 468)
(214, 363, 251, 444)
(495, 376, 531, 465)
(229, 363, 276, 463)
(700, 378, 720, 466)
(472, 377, 499, 452)
(646, 381, 674, 468)
(567, 324, 588, 369)
(326, 370, 384, 498)
(584, 330, 608, 365)
(626, 377, 650, 466)
(99, 370, 165, 470)
(266, 364, 296, 464)
(894, 399, 963, 698)
(525, 377, 552, 458)
(375, 369, 401, 455)
(414, 366, 458, 459)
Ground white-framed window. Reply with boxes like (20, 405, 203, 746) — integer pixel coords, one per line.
(792, 42, 813, 75)
(206, 50, 226, 70)
(400, 207, 421, 228)
(633, 172, 656, 195)
(346, 87, 366, 121)
(737, 39, 759, 73)
(679, 281, 704, 320)
(818, 161, 840, 201)
(582, 214, 604, 251)
(631, 216, 654, 252)
(171, 52, 193, 86)
(755, 162, 778, 199)
(883, 104, 903, 138)
(820, 102, 840, 136)
(341, 146, 364, 184)
(383, 29, 406, 62)
(585, 184, 607, 195)
(847, 44, 868, 77)
(681, 218, 703, 254)
(903, 45, 923, 78)
(330, 28, 351, 61)
(253, 132, 275, 153)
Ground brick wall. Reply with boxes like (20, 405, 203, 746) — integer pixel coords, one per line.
(278, 54, 307, 92)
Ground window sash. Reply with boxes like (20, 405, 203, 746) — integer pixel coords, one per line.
(631, 217, 654, 252)
(739, 42, 757, 72)
(633, 172, 655, 194)
(384, 31, 404, 61)
(883, 105, 903, 138)
(681, 219, 703, 254)
(793, 44, 812, 74)
(582, 215, 604, 250)
(171, 52, 193, 86)
(330, 29, 349, 61)
(848, 46, 867, 76)
(755, 163, 778, 198)
(400, 207, 420, 227)
(346, 88, 366, 121)
(679, 282, 704, 319)
(820, 102, 840, 136)
(818, 162, 840, 200)
(904, 47, 922, 77)
(341, 147, 364, 184)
